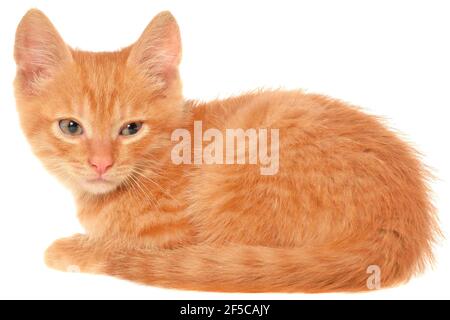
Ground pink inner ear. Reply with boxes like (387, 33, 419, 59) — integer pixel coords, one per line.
(16, 40, 54, 94)
(18, 36, 50, 73)
(132, 33, 181, 75)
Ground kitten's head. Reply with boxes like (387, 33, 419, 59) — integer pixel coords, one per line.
(14, 9, 184, 195)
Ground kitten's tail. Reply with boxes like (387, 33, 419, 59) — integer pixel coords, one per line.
(98, 232, 433, 292)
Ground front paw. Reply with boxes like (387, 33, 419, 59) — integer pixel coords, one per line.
(45, 234, 89, 272)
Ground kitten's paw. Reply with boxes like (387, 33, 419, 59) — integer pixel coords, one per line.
(45, 234, 92, 273)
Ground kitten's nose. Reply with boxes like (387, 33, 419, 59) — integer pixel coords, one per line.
(89, 156, 113, 176)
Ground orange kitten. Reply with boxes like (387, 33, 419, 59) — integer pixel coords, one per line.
(14, 9, 439, 292)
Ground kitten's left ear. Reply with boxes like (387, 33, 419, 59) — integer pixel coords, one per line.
(127, 11, 181, 88)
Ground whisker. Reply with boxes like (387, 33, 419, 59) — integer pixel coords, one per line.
(127, 173, 159, 210)
(132, 167, 180, 205)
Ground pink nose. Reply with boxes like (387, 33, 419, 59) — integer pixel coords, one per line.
(89, 156, 113, 176)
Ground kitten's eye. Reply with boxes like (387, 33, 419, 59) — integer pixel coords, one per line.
(59, 119, 83, 136)
(120, 122, 143, 136)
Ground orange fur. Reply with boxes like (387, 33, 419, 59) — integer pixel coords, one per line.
(14, 9, 439, 292)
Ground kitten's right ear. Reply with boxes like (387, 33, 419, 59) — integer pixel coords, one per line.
(127, 11, 181, 89)
(14, 9, 72, 95)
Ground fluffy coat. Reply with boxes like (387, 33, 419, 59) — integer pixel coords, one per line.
(13, 9, 439, 292)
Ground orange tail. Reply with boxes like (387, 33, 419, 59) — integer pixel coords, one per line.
(102, 231, 434, 293)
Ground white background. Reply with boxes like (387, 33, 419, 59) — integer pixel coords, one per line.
(0, 0, 449, 300)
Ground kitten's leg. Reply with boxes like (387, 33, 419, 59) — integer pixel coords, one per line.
(44, 234, 105, 273)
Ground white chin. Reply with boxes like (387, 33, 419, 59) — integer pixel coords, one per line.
(80, 180, 118, 195)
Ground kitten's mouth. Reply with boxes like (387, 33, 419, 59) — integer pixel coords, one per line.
(87, 177, 113, 184)
(80, 176, 120, 194)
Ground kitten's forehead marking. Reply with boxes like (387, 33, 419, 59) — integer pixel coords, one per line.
(79, 88, 122, 138)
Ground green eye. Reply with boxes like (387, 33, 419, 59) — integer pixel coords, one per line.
(59, 119, 83, 136)
(120, 122, 143, 136)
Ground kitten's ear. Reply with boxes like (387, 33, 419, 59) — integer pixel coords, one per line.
(14, 9, 72, 94)
(127, 11, 181, 88)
